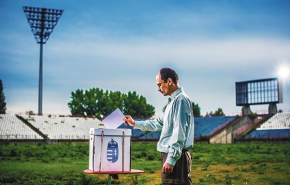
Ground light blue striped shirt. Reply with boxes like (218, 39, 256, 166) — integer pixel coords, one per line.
(134, 87, 194, 166)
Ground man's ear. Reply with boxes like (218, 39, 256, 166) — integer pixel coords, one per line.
(168, 78, 173, 85)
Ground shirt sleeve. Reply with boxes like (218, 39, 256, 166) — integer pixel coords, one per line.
(134, 116, 163, 131)
(166, 99, 191, 166)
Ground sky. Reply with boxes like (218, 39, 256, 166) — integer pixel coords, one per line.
(0, 0, 290, 116)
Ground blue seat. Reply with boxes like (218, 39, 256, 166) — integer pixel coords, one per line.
(246, 129, 290, 139)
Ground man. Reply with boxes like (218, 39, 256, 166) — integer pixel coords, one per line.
(123, 67, 194, 185)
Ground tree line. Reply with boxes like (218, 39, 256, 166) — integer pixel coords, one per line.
(191, 103, 224, 117)
(67, 87, 224, 118)
(68, 88, 155, 118)
(205, 108, 225, 117)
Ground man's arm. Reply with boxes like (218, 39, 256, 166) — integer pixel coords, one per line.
(123, 115, 163, 131)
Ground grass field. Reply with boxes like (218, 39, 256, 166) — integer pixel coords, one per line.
(0, 141, 290, 185)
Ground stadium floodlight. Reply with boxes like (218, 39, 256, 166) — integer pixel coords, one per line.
(23, 6, 64, 115)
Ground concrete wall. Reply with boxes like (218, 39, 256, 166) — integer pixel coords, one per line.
(209, 116, 252, 144)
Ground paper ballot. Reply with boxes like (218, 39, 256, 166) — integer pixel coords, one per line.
(102, 108, 125, 129)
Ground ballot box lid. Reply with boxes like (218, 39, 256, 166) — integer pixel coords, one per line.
(90, 128, 131, 136)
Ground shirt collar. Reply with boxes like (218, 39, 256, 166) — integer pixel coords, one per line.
(169, 87, 183, 102)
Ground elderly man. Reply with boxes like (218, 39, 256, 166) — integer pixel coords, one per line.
(123, 67, 194, 185)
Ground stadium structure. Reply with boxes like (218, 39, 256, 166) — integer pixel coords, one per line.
(0, 78, 289, 143)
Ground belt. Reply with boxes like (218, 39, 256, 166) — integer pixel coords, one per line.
(182, 149, 189, 153)
(161, 149, 189, 155)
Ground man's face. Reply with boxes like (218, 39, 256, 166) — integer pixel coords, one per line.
(156, 72, 170, 96)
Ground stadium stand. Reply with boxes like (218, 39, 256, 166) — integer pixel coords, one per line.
(20, 115, 103, 140)
(257, 112, 290, 130)
(245, 129, 290, 139)
(244, 113, 290, 139)
(194, 116, 235, 139)
(0, 114, 43, 140)
(1, 113, 289, 142)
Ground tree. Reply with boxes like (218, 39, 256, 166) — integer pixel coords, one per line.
(0, 79, 6, 114)
(68, 89, 85, 115)
(123, 91, 140, 116)
(136, 95, 155, 118)
(68, 88, 155, 118)
(192, 102, 201, 117)
(99, 90, 113, 116)
(83, 88, 98, 116)
(214, 108, 225, 116)
(109, 91, 125, 110)
(205, 108, 225, 117)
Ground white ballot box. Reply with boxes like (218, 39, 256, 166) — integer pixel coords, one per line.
(89, 128, 132, 172)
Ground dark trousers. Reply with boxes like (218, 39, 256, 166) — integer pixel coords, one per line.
(161, 150, 192, 185)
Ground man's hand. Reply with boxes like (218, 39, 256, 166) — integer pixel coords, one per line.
(162, 162, 174, 174)
(123, 115, 135, 127)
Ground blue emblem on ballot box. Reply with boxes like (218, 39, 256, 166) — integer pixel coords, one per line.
(107, 138, 119, 163)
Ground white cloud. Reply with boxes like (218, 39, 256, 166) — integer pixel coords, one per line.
(48, 36, 290, 66)
(3, 26, 290, 116)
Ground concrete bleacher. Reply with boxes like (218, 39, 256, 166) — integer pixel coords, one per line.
(0, 114, 43, 140)
(245, 113, 290, 139)
(194, 116, 235, 139)
(1, 113, 290, 141)
(257, 112, 290, 130)
(21, 115, 104, 140)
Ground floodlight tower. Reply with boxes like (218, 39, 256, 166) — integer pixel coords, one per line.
(23, 6, 64, 115)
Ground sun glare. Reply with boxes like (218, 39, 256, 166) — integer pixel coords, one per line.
(277, 62, 290, 81)
(279, 67, 289, 78)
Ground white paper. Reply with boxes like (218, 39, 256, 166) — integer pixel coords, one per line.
(102, 108, 125, 129)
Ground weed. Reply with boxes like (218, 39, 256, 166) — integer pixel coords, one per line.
(65, 176, 75, 185)
(144, 167, 155, 174)
(9, 149, 17, 157)
(77, 173, 96, 185)
(193, 154, 201, 160)
(205, 173, 216, 181)
(147, 154, 155, 161)
(130, 174, 147, 185)
(225, 174, 232, 184)
(257, 167, 266, 174)
(41, 158, 50, 163)
(199, 178, 205, 183)
(269, 179, 290, 185)
(135, 152, 142, 158)
(273, 164, 282, 171)
(249, 164, 256, 171)
(201, 163, 210, 171)
(141, 151, 147, 157)
(233, 173, 242, 181)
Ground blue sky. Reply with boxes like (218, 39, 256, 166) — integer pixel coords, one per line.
(0, 0, 290, 116)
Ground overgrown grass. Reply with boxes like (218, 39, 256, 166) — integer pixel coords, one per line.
(0, 141, 290, 184)
(190, 143, 290, 185)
